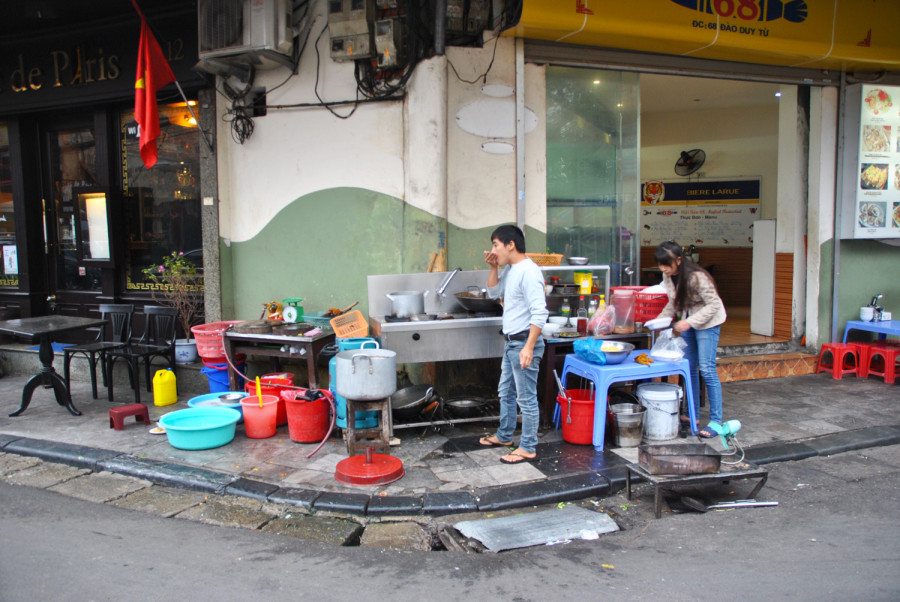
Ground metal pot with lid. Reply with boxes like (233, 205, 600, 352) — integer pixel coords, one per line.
(335, 348, 397, 400)
(386, 290, 429, 318)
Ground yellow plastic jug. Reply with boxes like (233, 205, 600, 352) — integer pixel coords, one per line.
(153, 369, 177, 406)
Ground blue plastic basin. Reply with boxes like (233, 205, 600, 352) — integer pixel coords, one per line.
(187, 391, 248, 423)
(158, 407, 242, 450)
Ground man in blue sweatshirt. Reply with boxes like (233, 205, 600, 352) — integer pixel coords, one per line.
(478, 225, 549, 464)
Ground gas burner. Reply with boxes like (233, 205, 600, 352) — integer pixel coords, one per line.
(467, 311, 502, 318)
(383, 315, 411, 322)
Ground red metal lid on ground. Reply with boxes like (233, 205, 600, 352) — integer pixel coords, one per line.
(335, 451, 404, 486)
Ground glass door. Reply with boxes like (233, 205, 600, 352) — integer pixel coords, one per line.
(545, 67, 640, 286)
(42, 119, 102, 315)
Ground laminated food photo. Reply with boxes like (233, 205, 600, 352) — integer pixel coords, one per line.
(859, 163, 888, 190)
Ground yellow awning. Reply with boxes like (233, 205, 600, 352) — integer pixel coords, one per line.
(509, 0, 900, 72)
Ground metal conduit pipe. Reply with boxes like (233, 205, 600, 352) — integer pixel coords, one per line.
(434, 0, 446, 55)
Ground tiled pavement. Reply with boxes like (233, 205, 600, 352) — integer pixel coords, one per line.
(1, 368, 898, 516)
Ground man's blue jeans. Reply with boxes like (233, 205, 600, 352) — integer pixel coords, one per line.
(495, 338, 544, 453)
(680, 325, 723, 425)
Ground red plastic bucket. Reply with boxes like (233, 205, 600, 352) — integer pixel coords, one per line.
(244, 373, 294, 427)
(557, 389, 596, 445)
(281, 389, 332, 443)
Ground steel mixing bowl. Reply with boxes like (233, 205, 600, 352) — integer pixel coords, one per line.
(567, 256, 589, 265)
(595, 340, 635, 364)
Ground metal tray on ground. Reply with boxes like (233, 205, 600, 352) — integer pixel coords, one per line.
(638, 442, 721, 475)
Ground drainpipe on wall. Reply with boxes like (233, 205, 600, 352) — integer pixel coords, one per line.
(830, 73, 847, 343)
(434, 0, 446, 56)
(515, 37, 525, 230)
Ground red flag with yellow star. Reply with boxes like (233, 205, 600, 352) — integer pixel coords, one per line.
(134, 17, 175, 168)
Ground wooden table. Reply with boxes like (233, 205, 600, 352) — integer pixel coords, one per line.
(0, 315, 108, 417)
(626, 461, 769, 518)
(223, 329, 335, 390)
(539, 331, 650, 425)
(842, 320, 900, 343)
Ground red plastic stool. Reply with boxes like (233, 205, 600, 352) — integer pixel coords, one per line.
(816, 343, 858, 379)
(866, 345, 900, 384)
(847, 342, 880, 378)
(109, 404, 151, 430)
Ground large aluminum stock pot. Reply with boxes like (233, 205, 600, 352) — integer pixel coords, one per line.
(335, 348, 397, 400)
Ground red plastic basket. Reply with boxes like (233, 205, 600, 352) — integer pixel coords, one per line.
(610, 285, 647, 296)
(635, 291, 668, 321)
(191, 320, 242, 361)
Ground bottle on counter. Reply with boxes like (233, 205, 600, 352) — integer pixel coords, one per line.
(588, 295, 599, 317)
(576, 296, 588, 335)
(560, 297, 571, 317)
(598, 294, 607, 312)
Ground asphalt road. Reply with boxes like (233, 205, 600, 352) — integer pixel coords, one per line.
(2, 445, 899, 601)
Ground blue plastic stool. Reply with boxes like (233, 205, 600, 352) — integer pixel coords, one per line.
(560, 352, 697, 451)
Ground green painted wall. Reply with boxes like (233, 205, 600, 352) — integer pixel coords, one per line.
(222, 188, 555, 321)
(837, 240, 900, 340)
(222, 188, 446, 320)
(448, 224, 548, 272)
(818, 238, 834, 344)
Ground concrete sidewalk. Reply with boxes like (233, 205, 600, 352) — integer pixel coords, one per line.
(1, 370, 898, 517)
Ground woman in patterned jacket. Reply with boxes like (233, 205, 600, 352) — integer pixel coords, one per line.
(654, 241, 727, 438)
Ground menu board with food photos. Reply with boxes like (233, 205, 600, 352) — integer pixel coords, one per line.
(854, 84, 900, 238)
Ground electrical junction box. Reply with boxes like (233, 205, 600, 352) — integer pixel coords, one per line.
(329, 0, 375, 61)
(446, 0, 491, 36)
(466, 0, 490, 34)
(375, 17, 406, 68)
(446, 0, 465, 33)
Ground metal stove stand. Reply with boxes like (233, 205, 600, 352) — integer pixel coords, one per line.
(625, 461, 769, 519)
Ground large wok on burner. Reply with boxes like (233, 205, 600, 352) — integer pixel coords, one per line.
(454, 286, 502, 313)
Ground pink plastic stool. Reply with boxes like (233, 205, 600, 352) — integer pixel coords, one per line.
(816, 343, 858, 379)
(109, 404, 150, 430)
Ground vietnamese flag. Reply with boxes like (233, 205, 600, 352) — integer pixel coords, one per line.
(134, 17, 175, 168)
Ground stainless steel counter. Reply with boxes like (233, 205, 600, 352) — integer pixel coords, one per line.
(368, 266, 610, 364)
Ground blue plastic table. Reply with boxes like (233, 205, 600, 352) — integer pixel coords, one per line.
(842, 320, 900, 343)
(561, 351, 697, 451)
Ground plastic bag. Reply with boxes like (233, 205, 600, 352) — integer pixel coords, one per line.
(649, 328, 688, 362)
(589, 305, 615, 336)
(573, 338, 607, 365)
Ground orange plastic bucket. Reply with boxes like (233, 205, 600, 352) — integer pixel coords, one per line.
(556, 389, 596, 445)
(240, 395, 279, 439)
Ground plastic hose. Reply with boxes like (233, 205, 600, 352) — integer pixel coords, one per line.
(220, 334, 335, 458)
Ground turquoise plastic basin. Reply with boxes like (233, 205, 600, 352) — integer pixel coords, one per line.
(187, 391, 248, 423)
(158, 407, 242, 450)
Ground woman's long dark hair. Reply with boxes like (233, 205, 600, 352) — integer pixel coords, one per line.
(654, 241, 717, 314)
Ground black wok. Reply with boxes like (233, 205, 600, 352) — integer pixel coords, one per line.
(454, 289, 502, 313)
(391, 385, 438, 420)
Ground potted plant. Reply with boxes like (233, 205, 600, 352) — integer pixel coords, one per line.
(142, 251, 204, 364)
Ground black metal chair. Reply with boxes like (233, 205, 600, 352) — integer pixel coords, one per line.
(106, 306, 178, 403)
(62, 304, 134, 399)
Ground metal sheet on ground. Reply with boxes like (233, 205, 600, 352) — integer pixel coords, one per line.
(453, 506, 619, 552)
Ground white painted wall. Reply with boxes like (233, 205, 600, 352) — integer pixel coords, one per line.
(805, 87, 838, 348)
(446, 39, 546, 231)
(215, 10, 405, 243)
(640, 104, 779, 219)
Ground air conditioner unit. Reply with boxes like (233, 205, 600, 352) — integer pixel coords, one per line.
(198, 0, 297, 70)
